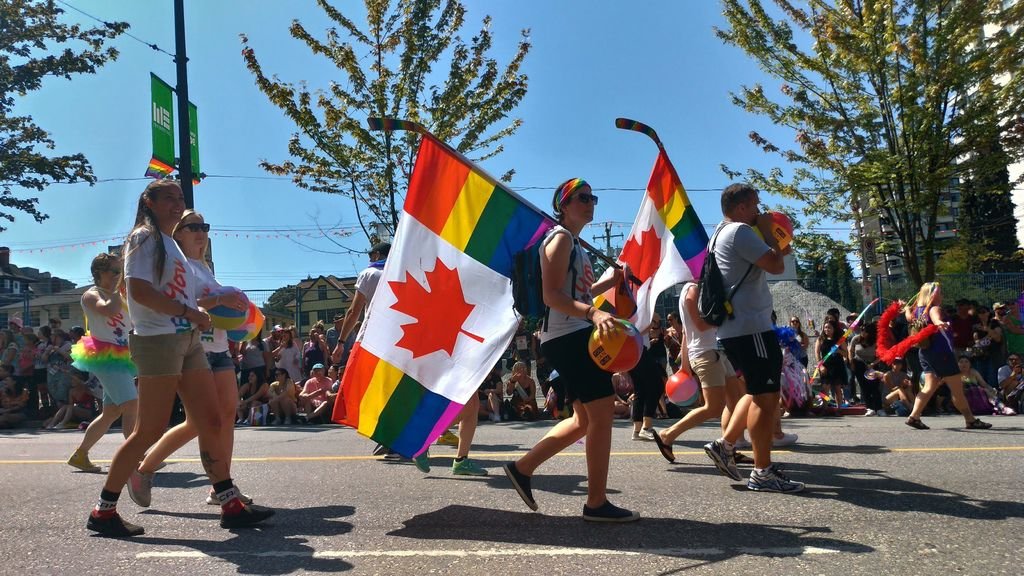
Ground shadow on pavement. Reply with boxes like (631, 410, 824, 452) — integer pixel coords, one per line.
(124, 504, 357, 574)
(388, 504, 874, 563)
(783, 462, 1024, 520)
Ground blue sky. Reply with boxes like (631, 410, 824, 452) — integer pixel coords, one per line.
(5, 0, 835, 288)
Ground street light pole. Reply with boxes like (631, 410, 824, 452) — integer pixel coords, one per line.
(174, 0, 194, 209)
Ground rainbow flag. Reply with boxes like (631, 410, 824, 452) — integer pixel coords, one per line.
(145, 157, 174, 179)
(333, 136, 551, 457)
(594, 149, 708, 330)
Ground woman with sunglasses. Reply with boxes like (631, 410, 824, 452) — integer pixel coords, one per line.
(67, 253, 138, 472)
(86, 181, 271, 537)
(128, 210, 266, 508)
(503, 178, 639, 522)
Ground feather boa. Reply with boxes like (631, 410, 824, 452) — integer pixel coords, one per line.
(71, 335, 137, 375)
(876, 300, 939, 365)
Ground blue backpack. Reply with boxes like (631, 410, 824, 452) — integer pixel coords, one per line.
(512, 231, 577, 329)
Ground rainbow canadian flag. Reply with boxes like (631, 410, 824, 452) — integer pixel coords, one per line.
(333, 132, 552, 457)
(595, 144, 708, 331)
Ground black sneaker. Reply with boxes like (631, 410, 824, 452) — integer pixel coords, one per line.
(734, 452, 754, 466)
(582, 500, 640, 523)
(86, 513, 145, 537)
(372, 443, 389, 456)
(502, 462, 537, 511)
(220, 504, 276, 529)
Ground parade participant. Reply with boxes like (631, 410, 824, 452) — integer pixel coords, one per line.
(67, 253, 137, 473)
(652, 281, 744, 463)
(503, 178, 639, 522)
(126, 210, 264, 508)
(86, 181, 271, 537)
(903, 282, 992, 430)
(702, 184, 804, 493)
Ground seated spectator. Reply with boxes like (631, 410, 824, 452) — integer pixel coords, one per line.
(478, 364, 504, 422)
(0, 373, 28, 429)
(236, 371, 270, 425)
(299, 363, 335, 423)
(958, 355, 998, 403)
(327, 364, 345, 421)
(505, 361, 538, 421)
(881, 358, 915, 415)
(267, 367, 299, 425)
(611, 371, 633, 419)
(43, 369, 96, 429)
(997, 353, 1024, 410)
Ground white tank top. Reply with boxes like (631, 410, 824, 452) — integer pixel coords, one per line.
(540, 226, 595, 343)
(679, 282, 718, 357)
(82, 289, 130, 347)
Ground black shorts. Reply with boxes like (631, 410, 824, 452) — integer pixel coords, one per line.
(540, 328, 614, 404)
(918, 348, 959, 378)
(720, 330, 783, 396)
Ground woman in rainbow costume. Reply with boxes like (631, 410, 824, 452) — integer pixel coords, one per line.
(878, 282, 992, 431)
(67, 253, 138, 472)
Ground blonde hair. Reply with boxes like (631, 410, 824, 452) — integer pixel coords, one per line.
(905, 282, 941, 315)
(512, 361, 527, 374)
(172, 209, 209, 262)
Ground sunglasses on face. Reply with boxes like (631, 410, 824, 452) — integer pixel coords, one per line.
(573, 193, 599, 206)
(182, 222, 210, 233)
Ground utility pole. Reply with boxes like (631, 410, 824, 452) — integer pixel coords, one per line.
(174, 0, 194, 209)
(596, 222, 624, 258)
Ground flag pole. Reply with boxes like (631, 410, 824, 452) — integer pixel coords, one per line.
(367, 117, 632, 275)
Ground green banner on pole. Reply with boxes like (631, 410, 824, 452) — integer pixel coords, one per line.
(188, 101, 200, 184)
(146, 73, 175, 178)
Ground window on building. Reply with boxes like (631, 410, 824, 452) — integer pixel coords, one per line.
(300, 312, 310, 326)
(30, 310, 40, 326)
(316, 309, 327, 322)
(0, 313, 7, 326)
(317, 286, 327, 301)
(59, 304, 70, 320)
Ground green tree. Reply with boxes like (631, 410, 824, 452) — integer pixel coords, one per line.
(717, 0, 1024, 285)
(955, 135, 1021, 272)
(0, 0, 126, 231)
(241, 0, 530, 242)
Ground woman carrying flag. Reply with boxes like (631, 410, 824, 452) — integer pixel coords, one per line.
(503, 178, 639, 522)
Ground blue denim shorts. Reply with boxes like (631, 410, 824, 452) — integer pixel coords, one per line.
(206, 351, 235, 373)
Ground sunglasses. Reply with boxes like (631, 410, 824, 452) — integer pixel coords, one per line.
(573, 193, 599, 206)
(181, 222, 210, 233)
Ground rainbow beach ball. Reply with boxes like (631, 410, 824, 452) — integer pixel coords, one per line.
(666, 369, 699, 407)
(208, 287, 250, 330)
(587, 319, 643, 373)
(227, 302, 265, 343)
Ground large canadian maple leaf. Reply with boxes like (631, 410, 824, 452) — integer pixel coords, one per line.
(619, 226, 663, 284)
(388, 258, 484, 359)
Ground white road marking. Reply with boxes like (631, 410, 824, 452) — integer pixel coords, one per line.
(137, 545, 843, 560)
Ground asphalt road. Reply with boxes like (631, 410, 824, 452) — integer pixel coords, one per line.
(0, 414, 1021, 575)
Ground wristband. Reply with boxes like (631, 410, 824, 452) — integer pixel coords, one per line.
(585, 305, 595, 321)
(180, 302, 188, 317)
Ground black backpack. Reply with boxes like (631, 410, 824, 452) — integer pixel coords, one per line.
(697, 223, 753, 327)
(512, 229, 577, 329)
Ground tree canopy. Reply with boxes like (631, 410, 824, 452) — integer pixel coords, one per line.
(241, 0, 530, 244)
(0, 0, 127, 232)
(717, 0, 1024, 285)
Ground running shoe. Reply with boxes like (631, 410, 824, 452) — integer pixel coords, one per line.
(582, 500, 640, 523)
(67, 450, 101, 473)
(637, 428, 655, 441)
(436, 430, 460, 447)
(451, 458, 488, 476)
(746, 464, 805, 493)
(703, 439, 741, 481)
(773, 432, 798, 447)
(503, 462, 537, 511)
(126, 469, 154, 508)
(86, 512, 144, 537)
(413, 451, 430, 473)
(219, 504, 275, 529)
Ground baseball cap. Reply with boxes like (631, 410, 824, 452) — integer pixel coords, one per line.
(369, 242, 391, 257)
(272, 324, 284, 332)
(312, 363, 325, 370)
(333, 313, 345, 322)
(994, 302, 1007, 309)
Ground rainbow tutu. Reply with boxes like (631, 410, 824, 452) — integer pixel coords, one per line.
(71, 335, 137, 376)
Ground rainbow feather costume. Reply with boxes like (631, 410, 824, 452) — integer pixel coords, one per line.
(71, 335, 136, 376)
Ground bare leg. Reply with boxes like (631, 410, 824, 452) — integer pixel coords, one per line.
(580, 396, 616, 508)
(749, 392, 779, 469)
(175, 369, 230, 484)
(78, 405, 126, 451)
(661, 386, 725, 443)
(456, 395, 480, 459)
(722, 394, 752, 443)
(943, 375, 977, 425)
(103, 375, 180, 492)
(515, 399, 589, 475)
(720, 376, 744, 436)
(910, 373, 941, 419)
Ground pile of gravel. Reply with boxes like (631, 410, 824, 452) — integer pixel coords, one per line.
(769, 280, 850, 336)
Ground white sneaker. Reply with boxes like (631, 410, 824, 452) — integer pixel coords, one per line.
(638, 428, 655, 441)
(864, 409, 876, 416)
(747, 464, 804, 493)
(734, 433, 751, 450)
(773, 432, 798, 447)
